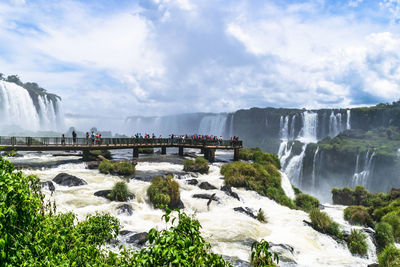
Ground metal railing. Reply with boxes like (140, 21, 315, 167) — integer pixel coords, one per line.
(0, 136, 242, 148)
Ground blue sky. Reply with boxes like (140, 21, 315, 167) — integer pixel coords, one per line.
(1, 0, 400, 119)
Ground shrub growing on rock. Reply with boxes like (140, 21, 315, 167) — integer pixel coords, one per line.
(295, 193, 320, 212)
(238, 147, 261, 160)
(183, 157, 209, 174)
(375, 222, 395, 251)
(347, 229, 368, 256)
(343, 206, 373, 227)
(257, 209, 267, 223)
(309, 208, 342, 238)
(378, 245, 400, 267)
(382, 211, 400, 241)
(89, 150, 112, 160)
(138, 147, 154, 154)
(147, 174, 181, 209)
(98, 160, 135, 176)
(110, 181, 129, 202)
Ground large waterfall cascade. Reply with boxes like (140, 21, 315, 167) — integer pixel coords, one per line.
(14, 151, 376, 266)
(0, 80, 63, 132)
(352, 150, 376, 188)
(311, 146, 320, 190)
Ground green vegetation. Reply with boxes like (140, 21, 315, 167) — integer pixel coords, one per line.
(375, 222, 395, 251)
(98, 160, 135, 176)
(343, 206, 373, 227)
(90, 150, 112, 159)
(295, 193, 320, 212)
(238, 147, 261, 160)
(378, 245, 400, 267)
(183, 157, 209, 174)
(221, 159, 295, 209)
(257, 208, 267, 223)
(309, 208, 343, 239)
(110, 181, 130, 202)
(147, 174, 181, 209)
(347, 229, 368, 256)
(1, 155, 259, 266)
(382, 211, 400, 242)
(250, 239, 279, 267)
(6, 149, 17, 157)
(138, 147, 154, 154)
(238, 148, 281, 169)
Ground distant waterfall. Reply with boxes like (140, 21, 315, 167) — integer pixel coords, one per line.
(284, 144, 307, 187)
(329, 110, 343, 137)
(0, 81, 63, 132)
(299, 111, 318, 143)
(229, 114, 234, 138)
(198, 114, 228, 137)
(346, 109, 351, 130)
(278, 141, 293, 168)
(352, 150, 375, 188)
(280, 171, 295, 199)
(279, 115, 289, 140)
(311, 147, 320, 190)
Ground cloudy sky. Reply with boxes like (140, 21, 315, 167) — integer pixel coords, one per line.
(1, 0, 400, 119)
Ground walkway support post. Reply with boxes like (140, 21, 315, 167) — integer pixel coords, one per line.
(234, 148, 240, 161)
(82, 149, 90, 161)
(161, 146, 166, 155)
(179, 146, 184, 156)
(203, 148, 209, 160)
(133, 147, 139, 158)
(208, 149, 215, 163)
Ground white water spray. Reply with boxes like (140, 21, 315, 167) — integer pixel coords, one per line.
(311, 147, 319, 190)
(352, 150, 375, 188)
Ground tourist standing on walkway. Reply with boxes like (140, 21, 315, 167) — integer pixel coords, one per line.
(61, 134, 66, 145)
(86, 132, 89, 145)
(72, 131, 77, 145)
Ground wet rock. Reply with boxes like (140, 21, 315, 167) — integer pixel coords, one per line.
(222, 255, 251, 267)
(126, 232, 148, 246)
(86, 161, 100, 169)
(199, 181, 217, 190)
(133, 176, 153, 182)
(53, 173, 87, 187)
(193, 194, 220, 202)
(186, 179, 198, 185)
(367, 264, 379, 267)
(221, 185, 240, 201)
(169, 199, 185, 210)
(233, 207, 257, 219)
(40, 181, 55, 192)
(269, 243, 297, 265)
(94, 190, 113, 200)
(117, 204, 133, 216)
(120, 230, 133, 236)
(390, 188, 400, 200)
(108, 239, 120, 247)
(190, 172, 198, 178)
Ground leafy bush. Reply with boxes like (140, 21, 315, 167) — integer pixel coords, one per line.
(138, 147, 154, 154)
(238, 148, 281, 169)
(221, 157, 294, 209)
(347, 229, 368, 256)
(238, 147, 261, 160)
(375, 222, 395, 251)
(98, 160, 135, 176)
(110, 181, 129, 202)
(147, 174, 181, 209)
(183, 157, 209, 174)
(99, 160, 113, 174)
(251, 239, 279, 266)
(382, 211, 400, 241)
(295, 193, 320, 212)
(343, 206, 373, 227)
(309, 208, 343, 238)
(378, 245, 400, 267)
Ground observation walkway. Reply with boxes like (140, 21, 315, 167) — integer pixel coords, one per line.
(0, 136, 242, 162)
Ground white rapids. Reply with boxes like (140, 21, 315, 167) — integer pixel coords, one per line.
(14, 152, 375, 266)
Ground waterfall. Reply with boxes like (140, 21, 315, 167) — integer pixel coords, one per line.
(346, 109, 351, 130)
(198, 114, 228, 137)
(289, 114, 296, 140)
(0, 81, 63, 133)
(299, 111, 318, 143)
(311, 146, 319, 190)
(278, 141, 293, 169)
(279, 115, 289, 140)
(352, 150, 375, 188)
(229, 114, 234, 137)
(329, 110, 343, 137)
(284, 144, 307, 187)
(280, 171, 295, 199)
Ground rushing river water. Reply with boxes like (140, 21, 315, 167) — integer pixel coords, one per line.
(9, 150, 377, 266)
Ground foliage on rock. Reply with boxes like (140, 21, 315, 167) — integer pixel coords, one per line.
(183, 157, 209, 174)
(343, 206, 373, 227)
(147, 174, 181, 209)
(98, 160, 135, 176)
(251, 239, 279, 267)
(347, 229, 368, 256)
(295, 193, 320, 212)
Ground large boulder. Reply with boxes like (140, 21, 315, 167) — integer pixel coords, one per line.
(269, 243, 297, 265)
(221, 185, 240, 201)
(199, 181, 217, 190)
(169, 199, 185, 210)
(126, 232, 148, 246)
(117, 204, 134, 216)
(40, 181, 55, 192)
(120, 230, 133, 236)
(233, 207, 257, 219)
(186, 179, 198, 185)
(94, 190, 113, 200)
(53, 173, 87, 187)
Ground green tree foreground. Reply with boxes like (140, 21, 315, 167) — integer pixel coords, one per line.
(0, 156, 278, 266)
